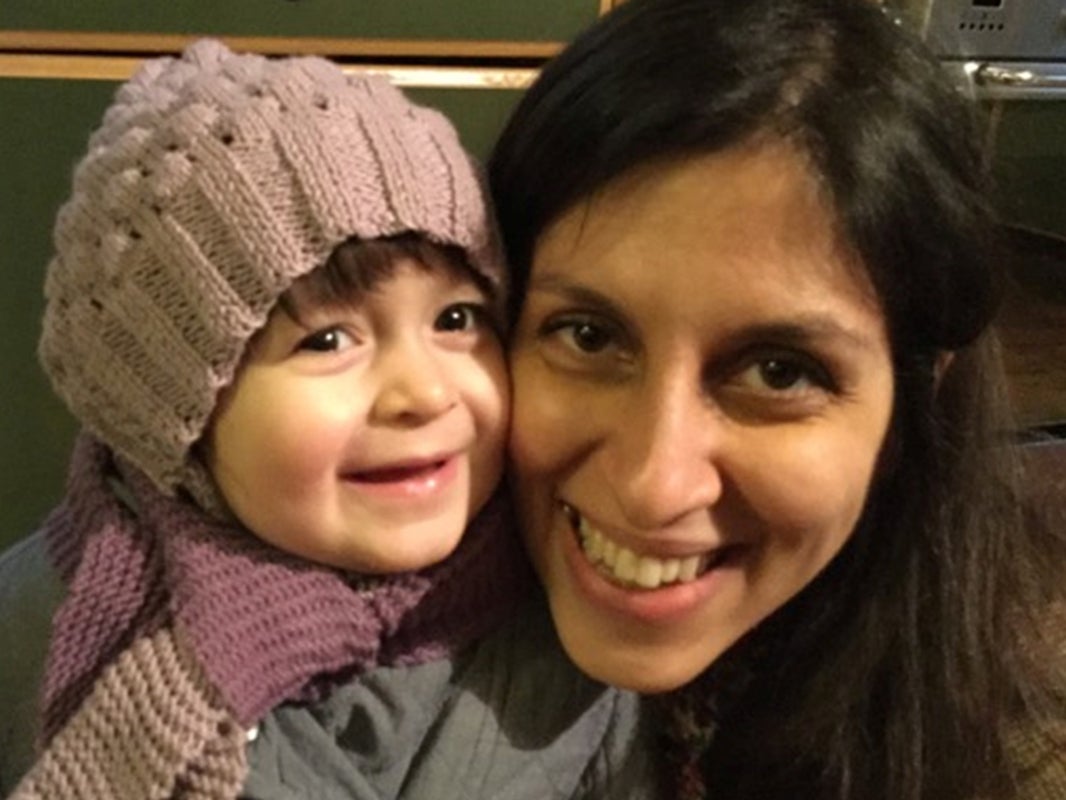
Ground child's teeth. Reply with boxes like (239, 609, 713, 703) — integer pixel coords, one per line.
(572, 510, 713, 589)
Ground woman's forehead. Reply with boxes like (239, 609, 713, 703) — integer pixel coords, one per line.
(536, 145, 867, 291)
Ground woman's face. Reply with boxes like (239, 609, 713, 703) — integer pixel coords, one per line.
(509, 141, 895, 692)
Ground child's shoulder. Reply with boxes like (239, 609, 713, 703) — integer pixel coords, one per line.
(245, 596, 659, 799)
(0, 529, 63, 673)
(0, 529, 64, 793)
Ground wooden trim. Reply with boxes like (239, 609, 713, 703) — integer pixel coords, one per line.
(598, 0, 626, 12)
(0, 52, 538, 88)
(0, 53, 138, 80)
(360, 64, 537, 90)
(0, 30, 563, 61)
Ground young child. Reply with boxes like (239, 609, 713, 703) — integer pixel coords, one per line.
(1, 40, 546, 797)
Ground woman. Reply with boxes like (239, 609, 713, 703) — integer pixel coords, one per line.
(489, 0, 1066, 798)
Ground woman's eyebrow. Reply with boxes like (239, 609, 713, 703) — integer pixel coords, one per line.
(525, 275, 631, 319)
(719, 318, 881, 355)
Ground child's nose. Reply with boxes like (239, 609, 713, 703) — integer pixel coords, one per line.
(369, 339, 458, 426)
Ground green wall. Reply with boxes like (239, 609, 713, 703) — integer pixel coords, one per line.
(1, 0, 598, 42)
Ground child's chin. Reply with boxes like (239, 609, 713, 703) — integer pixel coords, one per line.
(335, 530, 466, 575)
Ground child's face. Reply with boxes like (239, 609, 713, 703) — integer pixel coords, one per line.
(206, 257, 508, 573)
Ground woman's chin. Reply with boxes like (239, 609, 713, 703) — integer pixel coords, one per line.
(560, 633, 716, 694)
(549, 595, 731, 693)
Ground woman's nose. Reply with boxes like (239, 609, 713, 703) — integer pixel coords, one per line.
(370, 337, 458, 426)
(607, 367, 723, 529)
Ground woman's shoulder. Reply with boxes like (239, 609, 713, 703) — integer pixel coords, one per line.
(0, 530, 65, 794)
(1004, 600, 1066, 799)
(1005, 714, 1066, 799)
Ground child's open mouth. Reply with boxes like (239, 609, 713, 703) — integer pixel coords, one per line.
(341, 455, 461, 499)
(350, 460, 448, 484)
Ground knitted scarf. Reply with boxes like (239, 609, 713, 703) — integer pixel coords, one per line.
(658, 585, 825, 800)
(659, 645, 758, 800)
(13, 434, 532, 798)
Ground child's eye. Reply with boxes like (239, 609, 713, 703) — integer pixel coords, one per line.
(435, 302, 488, 333)
(295, 326, 354, 353)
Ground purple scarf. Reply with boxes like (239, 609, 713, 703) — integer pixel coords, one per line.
(21, 433, 531, 796)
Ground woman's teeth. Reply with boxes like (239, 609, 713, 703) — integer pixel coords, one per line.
(574, 513, 710, 590)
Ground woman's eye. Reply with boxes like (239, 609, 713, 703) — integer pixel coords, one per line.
(757, 358, 811, 391)
(295, 326, 354, 353)
(532, 312, 635, 380)
(435, 302, 487, 333)
(733, 354, 832, 396)
(568, 321, 614, 353)
(544, 316, 620, 355)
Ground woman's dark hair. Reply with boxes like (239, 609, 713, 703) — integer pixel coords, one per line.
(489, 1, 1066, 798)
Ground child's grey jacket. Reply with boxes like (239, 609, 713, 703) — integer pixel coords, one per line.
(0, 530, 658, 799)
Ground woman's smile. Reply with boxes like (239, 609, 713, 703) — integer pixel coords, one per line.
(561, 500, 734, 589)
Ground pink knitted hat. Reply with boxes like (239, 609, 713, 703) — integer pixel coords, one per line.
(39, 39, 504, 494)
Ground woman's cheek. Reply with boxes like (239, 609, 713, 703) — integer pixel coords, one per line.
(737, 427, 881, 555)
(510, 356, 571, 463)
(510, 390, 568, 474)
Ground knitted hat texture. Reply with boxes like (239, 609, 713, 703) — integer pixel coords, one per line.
(39, 39, 503, 493)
